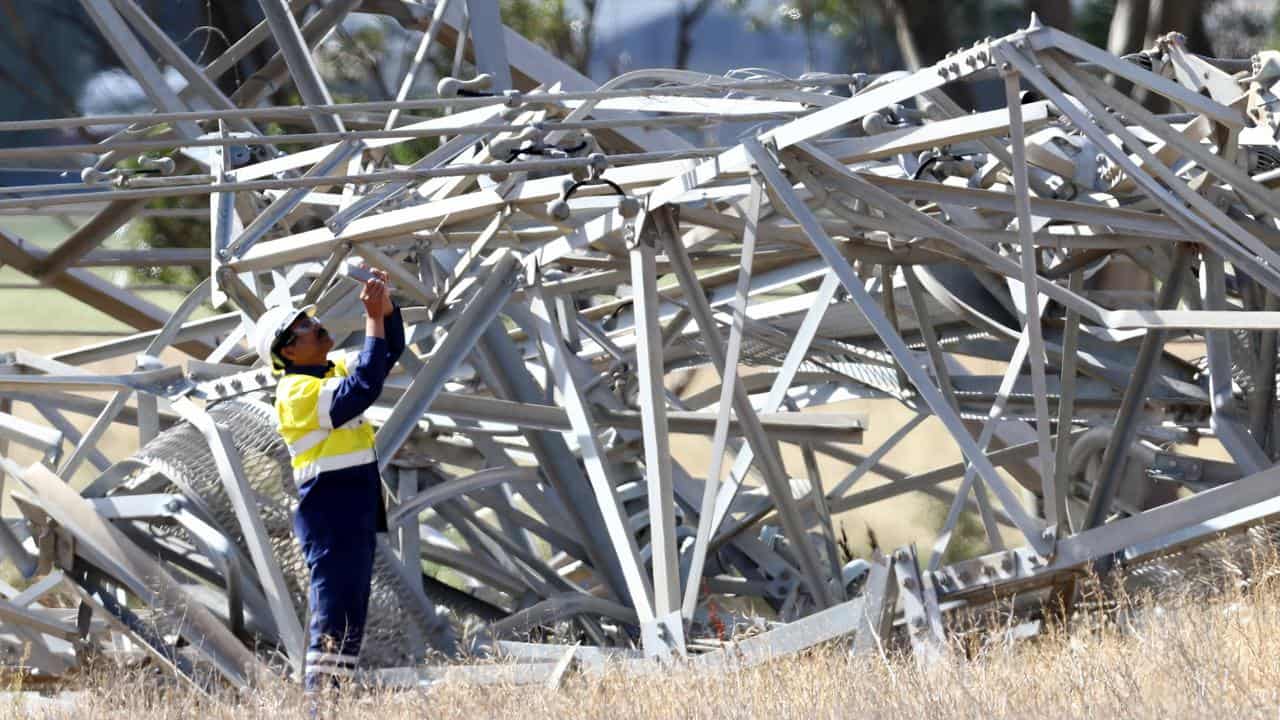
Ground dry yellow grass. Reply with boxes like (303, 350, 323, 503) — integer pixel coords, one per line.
(4, 551, 1278, 719)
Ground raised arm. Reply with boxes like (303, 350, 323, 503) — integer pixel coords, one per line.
(323, 273, 394, 428)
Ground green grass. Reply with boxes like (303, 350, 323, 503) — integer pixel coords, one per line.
(0, 216, 207, 334)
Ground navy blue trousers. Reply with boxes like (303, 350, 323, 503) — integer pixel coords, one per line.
(293, 464, 385, 690)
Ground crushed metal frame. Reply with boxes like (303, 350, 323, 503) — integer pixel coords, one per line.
(0, 1, 1279, 688)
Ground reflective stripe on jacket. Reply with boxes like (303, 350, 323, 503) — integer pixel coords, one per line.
(272, 305, 404, 499)
(276, 355, 378, 482)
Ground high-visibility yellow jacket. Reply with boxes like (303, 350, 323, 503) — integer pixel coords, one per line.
(273, 305, 403, 532)
(276, 354, 378, 484)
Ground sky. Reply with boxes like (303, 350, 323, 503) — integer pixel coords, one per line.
(593, 0, 715, 41)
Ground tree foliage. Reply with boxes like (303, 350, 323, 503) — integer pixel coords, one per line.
(501, 0, 597, 74)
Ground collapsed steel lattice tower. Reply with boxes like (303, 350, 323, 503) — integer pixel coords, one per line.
(2, 0, 1280, 687)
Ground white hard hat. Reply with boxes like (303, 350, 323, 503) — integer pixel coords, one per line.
(252, 304, 314, 371)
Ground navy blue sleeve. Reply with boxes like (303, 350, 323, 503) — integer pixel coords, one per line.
(384, 304, 405, 368)
(327, 336, 389, 428)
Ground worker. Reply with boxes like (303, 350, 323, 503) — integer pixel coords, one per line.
(252, 268, 402, 691)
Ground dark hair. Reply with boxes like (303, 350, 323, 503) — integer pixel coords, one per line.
(269, 329, 299, 373)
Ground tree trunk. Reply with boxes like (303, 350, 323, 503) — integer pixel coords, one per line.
(801, 0, 816, 72)
(1142, 0, 1203, 110)
(884, 0, 921, 70)
(576, 0, 599, 75)
(1106, 0, 1149, 96)
(1144, 0, 1202, 48)
(674, 0, 713, 70)
(1107, 0, 1149, 56)
(0, 0, 87, 117)
(208, 1, 271, 96)
(881, 0, 973, 107)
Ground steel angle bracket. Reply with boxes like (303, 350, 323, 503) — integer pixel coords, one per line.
(639, 611, 686, 661)
(850, 552, 898, 658)
(12, 495, 71, 579)
(0, 573, 79, 676)
(209, 132, 240, 308)
(189, 364, 278, 402)
(0, 584, 79, 644)
(932, 547, 1047, 600)
(182, 130, 256, 170)
(892, 545, 946, 666)
(11, 462, 266, 688)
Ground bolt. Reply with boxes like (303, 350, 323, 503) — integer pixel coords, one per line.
(619, 196, 642, 219)
(164, 499, 181, 513)
(548, 199, 571, 221)
(587, 153, 609, 177)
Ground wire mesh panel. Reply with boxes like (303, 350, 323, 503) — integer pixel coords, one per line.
(130, 398, 439, 667)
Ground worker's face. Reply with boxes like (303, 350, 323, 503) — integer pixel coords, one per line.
(278, 314, 333, 367)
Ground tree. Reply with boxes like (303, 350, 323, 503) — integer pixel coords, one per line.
(1107, 0, 1149, 56)
(196, 1, 273, 96)
(0, 0, 107, 136)
(1106, 0, 1212, 57)
(1101, 0, 1212, 108)
(500, 0, 598, 75)
(675, 0, 716, 69)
